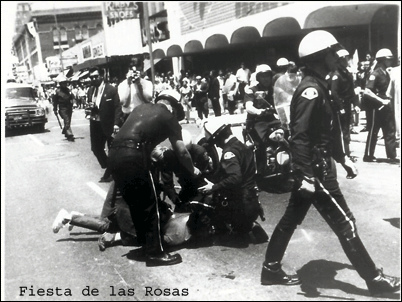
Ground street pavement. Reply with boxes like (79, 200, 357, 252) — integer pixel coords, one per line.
(2, 108, 400, 301)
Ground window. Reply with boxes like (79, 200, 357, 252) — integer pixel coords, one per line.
(96, 24, 103, 33)
(60, 27, 67, 43)
(75, 25, 82, 41)
(82, 25, 89, 39)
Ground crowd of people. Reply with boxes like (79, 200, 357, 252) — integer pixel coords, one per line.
(50, 29, 400, 297)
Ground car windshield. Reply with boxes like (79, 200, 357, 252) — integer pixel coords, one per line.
(6, 87, 35, 99)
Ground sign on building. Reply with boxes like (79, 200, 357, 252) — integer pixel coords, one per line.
(105, 1, 140, 26)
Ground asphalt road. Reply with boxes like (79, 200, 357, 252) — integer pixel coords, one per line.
(2, 108, 401, 301)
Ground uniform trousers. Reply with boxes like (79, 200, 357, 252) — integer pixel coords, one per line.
(90, 120, 113, 169)
(214, 187, 260, 234)
(108, 144, 167, 255)
(58, 106, 73, 137)
(264, 158, 379, 281)
(364, 106, 397, 159)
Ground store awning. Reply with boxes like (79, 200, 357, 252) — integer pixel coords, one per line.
(304, 3, 397, 28)
(69, 70, 82, 81)
(72, 57, 108, 73)
(263, 17, 301, 37)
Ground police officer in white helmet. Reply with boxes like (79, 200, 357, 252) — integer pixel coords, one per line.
(362, 48, 397, 163)
(260, 30, 400, 296)
(198, 119, 268, 245)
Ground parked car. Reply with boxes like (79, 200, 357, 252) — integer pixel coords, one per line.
(4, 83, 48, 132)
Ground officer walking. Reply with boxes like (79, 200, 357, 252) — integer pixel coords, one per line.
(53, 74, 75, 142)
(198, 120, 268, 245)
(329, 49, 360, 158)
(108, 90, 201, 267)
(260, 30, 400, 297)
(363, 48, 398, 163)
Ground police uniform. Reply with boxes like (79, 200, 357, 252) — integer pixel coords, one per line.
(264, 69, 381, 283)
(108, 103, 183, 256)
(244, 83, 281, 174)
(364, 67, 397, 160)
(329, 67, 359, 156)
(53, 86, 74, 140)
(209, 136, 261, 234)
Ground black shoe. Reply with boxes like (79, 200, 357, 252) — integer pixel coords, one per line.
(146, 252, 182, 267)
(261, 263, 301, 286)
(67, 136, 75, 142)
(363, 156, 377, 162)
(387, 158, 400, 164)
(250, 222, 269, 244)
(99, 175, 113, 183)
(366, 269, 400, 296)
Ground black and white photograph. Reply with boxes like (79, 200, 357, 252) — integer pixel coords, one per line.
(1, 1, 401, 301)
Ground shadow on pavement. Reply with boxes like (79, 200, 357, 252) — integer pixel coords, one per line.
(383, 218, 400, 229)
(297, 259, 396, 299)
(56, 236, 99, 243)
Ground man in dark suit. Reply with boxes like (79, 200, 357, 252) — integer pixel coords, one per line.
(87, 67, 123, 182)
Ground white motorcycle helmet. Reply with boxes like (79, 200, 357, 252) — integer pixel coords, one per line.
(203, 119, 231, 143)
(155, 90, 185, 121)
(298, 30, 340, 59)
(336, 49, 350, 58)
(276, 58, 289, 67)
(375, 48, 393, 60)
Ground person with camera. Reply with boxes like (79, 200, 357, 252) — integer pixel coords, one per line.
(259, 30, 400, 297)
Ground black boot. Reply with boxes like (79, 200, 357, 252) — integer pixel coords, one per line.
(146, 252, 182, 267)
(366, 268, 400, 296)
(250, 221, 269, 244)
(261, 262, 301, 285)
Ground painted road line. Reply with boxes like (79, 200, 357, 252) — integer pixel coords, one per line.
(87, 181, 107, 199)
(300, 228, 313, 242)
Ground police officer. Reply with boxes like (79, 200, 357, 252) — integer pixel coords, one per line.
(363, 48, 397, 163)
(329, 49, 360, 158)
(198, 120, 268, 245)
(108, 90, 201, 267)
(53, 74, 75, 142)
(260, 30, 400, 296)
(244, 64, 281, 174)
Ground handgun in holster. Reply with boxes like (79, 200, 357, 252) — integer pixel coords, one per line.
(312, 146, 329, 181)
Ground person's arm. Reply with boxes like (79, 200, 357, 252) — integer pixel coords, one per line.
(111, 87, 123, 129)
(170, 138, 201, 177)
(330, 73, 345, 114)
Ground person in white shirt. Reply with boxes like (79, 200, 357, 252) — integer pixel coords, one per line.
(118, 66, 153, 121)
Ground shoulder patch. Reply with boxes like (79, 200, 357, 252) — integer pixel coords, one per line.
(223, 152, 236, 160)
(301, 87, 318, 100)
(332, 75, 338, 80)
(369, 75, 376, 81)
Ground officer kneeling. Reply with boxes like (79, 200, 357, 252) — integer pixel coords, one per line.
(198, 120, 268, 246)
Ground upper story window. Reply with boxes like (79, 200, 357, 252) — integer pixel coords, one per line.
(96, 23, 103, 33)
(53, 27, 69, 50)
(75, 25, 82, 42)
(82, 25, 89, 39)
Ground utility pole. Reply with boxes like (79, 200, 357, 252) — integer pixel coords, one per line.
(143, 3, 155, 88)
(53, 2, 64, 73)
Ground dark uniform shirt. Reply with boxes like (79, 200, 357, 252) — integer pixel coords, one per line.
(365, 67, 391, 109)
(211, 137, 256, 193)
(290, 69, 345, 178)
(52, 87, 73, 110)
(329, 67, 358, 113)
(244, 83, 277, 124)
(114, 103, 182, 150)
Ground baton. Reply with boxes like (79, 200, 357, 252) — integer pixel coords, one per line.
(55, 113, 62, 129)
